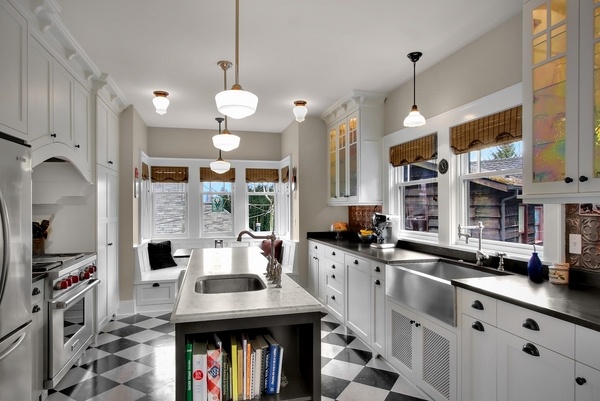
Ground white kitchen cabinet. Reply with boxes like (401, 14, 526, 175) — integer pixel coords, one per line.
(96, 165, 119, 331)
(307, 240, 324, 302)
(371, 261, 386, 356)
(387, 299, 457, 401)
(72, 80, 92, 171)
(460, 314, 497, 401)
(31, 279, 46, 401)
(322, 91, 385, 205)
(522, 0, 600, 201)
(324, 251, 345, 322)
(346, 254, 371, 343)
(51, 59, 73, 146)
(575, 363, 600, 401)
(96, 96, 119, 170)
(0, 0, 27, 137)
(575, 325, 600, 400)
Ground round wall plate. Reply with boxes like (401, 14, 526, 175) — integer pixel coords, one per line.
(438, 158, 449, 174)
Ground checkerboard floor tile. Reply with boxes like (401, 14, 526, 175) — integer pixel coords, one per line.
(46, 312, 429, 401)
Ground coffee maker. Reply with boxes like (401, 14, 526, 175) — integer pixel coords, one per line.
(370, 213, 399, 249)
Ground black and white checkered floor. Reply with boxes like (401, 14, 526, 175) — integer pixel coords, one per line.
(46, 313, 429, 401)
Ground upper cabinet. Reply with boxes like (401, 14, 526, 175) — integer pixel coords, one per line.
(322, 91, 385, 205)
(522, 0, 600, 201)
(96, 95, 119, 170)
(0, 0, 27, 138)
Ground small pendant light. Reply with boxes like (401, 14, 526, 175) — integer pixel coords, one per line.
(213, 61, 241, 151)
(210, 118, 231, 174)
(403, 52, 426, 128)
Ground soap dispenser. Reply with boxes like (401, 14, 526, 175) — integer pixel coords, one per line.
(527, 244, 543, 283)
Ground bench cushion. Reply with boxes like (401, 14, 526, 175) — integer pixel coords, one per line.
(148, 240, 177, 270)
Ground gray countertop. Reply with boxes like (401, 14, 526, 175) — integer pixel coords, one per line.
(171, 247, 326, 324)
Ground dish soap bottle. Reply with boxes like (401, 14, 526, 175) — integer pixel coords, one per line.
(527, 244, 543, 283)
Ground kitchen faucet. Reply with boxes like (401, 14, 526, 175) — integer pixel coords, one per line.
(458, 221, 489, 266)
(237, 230, 282, 287)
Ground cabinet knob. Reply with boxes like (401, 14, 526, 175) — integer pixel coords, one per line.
(107, 242, 113, 246)
(410, 320, 415, 325)
(354, 259, 359, 265)
(471, 321, 485, 332)
(522, 318, 540, 331)
(50, 133, 57, 138)
(331, 265, 335, 269)
(375, 279, 381, 286)
(108, 160, 114, 164)
(314, 245, 317, 249)
(564, 177, 574, 183)
(32, 305, 41, 313)
(152, 283, 160, 287)
(331, 251, 336, 256)
(374, 266, 381, 272)
(75, 144, 80, 148)
(331, 295, 336, 300)
(415, 322, 421, 327)
(579, 175, 589, 182)
(471, 300, 484, 310)
(522, 342, 540, 357)
(32, 287, 41, 296)
(576, 377, 587, 386)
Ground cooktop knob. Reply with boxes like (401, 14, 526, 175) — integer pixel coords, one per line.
(71, 275, 79, 284)
(59, 280, 68, 290)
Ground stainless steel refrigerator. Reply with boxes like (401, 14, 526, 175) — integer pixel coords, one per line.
(0, 132, 32, 400)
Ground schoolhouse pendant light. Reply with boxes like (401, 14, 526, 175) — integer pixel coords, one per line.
(293, 100, 308, 123)
(152, 91, 169, 115)
(213, 61, 241, 151)
(215, 0, 258, 119)
(210, 118, 231, 174)
(403, 52, 426, 128)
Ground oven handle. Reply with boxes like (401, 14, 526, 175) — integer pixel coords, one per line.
(50, 279, 100, 310)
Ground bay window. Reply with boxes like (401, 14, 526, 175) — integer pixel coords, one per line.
(151, 166, 188, 236)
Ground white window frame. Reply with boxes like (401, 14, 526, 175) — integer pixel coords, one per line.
(200, 181, 235, 238)
(246, 181, 276, 233)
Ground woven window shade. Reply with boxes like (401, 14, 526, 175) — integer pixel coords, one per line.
(200, 167, 236, 182)
(141, 162, 149, 180)
(281, 166, 290, 183)
(150, 166, 188, 183)
(389, 134, 438, 167)
(246, 168, 279, 183)
(450, 105, 522, 155)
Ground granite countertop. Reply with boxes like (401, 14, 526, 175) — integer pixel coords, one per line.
(171, 247, 326, 324)
(308, 238, 439, 264)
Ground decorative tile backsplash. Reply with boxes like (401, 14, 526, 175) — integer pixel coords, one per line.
(348, 205, 382, 233)
(565, 204, 600, 270)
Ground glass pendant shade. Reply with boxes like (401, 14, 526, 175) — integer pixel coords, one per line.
(215, 88, 258, 119)
(210, 157, 231, 174)
(403, 105, 426, 127)
(293, 100, 308, 122)
(212, 130, 241, 152)
(152, 91, 169, 115)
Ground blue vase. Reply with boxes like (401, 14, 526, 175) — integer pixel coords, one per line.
(527, 252, 543, 283)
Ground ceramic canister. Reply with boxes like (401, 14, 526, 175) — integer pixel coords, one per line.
(548, 263, 570, 285)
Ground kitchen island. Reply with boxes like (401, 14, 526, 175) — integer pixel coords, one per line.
(171, 246, 326, 401)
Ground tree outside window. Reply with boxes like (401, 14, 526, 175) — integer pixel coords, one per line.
(247, 182, 275, 232)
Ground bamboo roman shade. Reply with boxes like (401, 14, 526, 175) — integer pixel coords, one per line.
(141, 162, 149, 180)
(389, 133, 438, 167)
(150, 166, 188, 182)
(200, 167, 236, 182)
(281, 166, 290, 183)
(245, 168, 279, 183)
(450, 105, 522, 155)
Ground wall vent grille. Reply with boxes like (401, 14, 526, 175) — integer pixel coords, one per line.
(422, 326, 450, 400)
(391, 309, 413, 369)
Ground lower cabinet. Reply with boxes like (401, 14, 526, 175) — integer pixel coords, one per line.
(324, 253, 344, 322)
(345, 255, 371, 343)
(460, 314, 497, 401)
(307, 240, 324, 303)
(575, 363, 600, 400)
(371, 261, 386, 356)
(31, 279, 46, 401)
(387, 300, 457, 401)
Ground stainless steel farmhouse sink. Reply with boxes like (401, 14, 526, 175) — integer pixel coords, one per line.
(386, 259, 509, 326)
(195, 274, 267, 294)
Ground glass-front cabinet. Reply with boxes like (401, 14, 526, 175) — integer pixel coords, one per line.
(323, 91, 385, 205)
(523, 0, 600, 200)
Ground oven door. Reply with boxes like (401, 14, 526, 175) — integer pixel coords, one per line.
(46, 278, 100, 388)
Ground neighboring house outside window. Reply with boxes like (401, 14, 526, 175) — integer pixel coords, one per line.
(200, 167, 235, 236)
(151, 166, 189, 236)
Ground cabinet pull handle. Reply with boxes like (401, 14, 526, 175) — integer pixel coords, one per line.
(354, 260, 359, 265)
(576, 377, 587, 386)
(108, 242, 113, 246)
(331, 251, 336, 256)
(522, 318, 540, 331)
(108, 160, 114, 164)
(522, 342, 540, 357)
(331, 265, 335, 269)
(32, 305, 41, 313)
(331, 274, 336, 279)
(32, 287, 41, 296)
(75, 144, 80, 148)
(152, 283, 160, 287)
(314, 245, 317, 249)
(410, 320, 415, 325)
(471, 321, 485, 332)
(471, 300, 484, 310)
(375, 279, 381, 286)
(50, 133, 57, 138)
(579, 176, 589, 182)
(415, 322, 421, 327)
(331, 295, 336, 300)
(564, 177, 573, 183)
(375, 266, 381, 272)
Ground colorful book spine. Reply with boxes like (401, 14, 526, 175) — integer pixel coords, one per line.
(250, 350, 256, 398)
(230, 335, 238, 401)
(222, 350, 230, 401)
(207, 340, 222, 401)
(192, 340, 207, 401)
(245, 337, 252, 399)
(249, 338, 263, 398)
(186, 340, 193, 401)
(262, 334, 279, 395)
(236, 341, 243, 400)
(275, 345, 284, 394)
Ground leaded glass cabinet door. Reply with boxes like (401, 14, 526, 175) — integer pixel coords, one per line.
(347, 111, 359, 200)
(328, 126, 338, 200)
(522, 0, 580, 195)
(338, 119, 347, 198)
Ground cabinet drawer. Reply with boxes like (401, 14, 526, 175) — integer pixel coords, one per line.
(371, 261, 385, 280)
(576, 325, 600, 371)
(459, 289, 497, 325)
(324, 246, 344, 264)
(325, 286, 344, 321)
(325, 259, 344, 276)
(497, 301, 574, 358)
(135, 282, 177, 306)
(308, 240, 325, 258)
(326, 271, 344, 294)
(345, 254, 370, 274)
(31, 282, 44, 305)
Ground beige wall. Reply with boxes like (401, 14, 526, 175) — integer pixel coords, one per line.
(118, 105, 148, 302)
(384, 13, 522, 136)
(147, 127, 281, 161)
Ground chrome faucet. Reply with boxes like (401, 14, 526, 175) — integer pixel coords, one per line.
(458, 222, 488, 266)
(237, 230, 281, 287)
(495, 251, 506, 271)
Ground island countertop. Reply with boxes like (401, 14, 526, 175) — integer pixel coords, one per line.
(171, 247, 326, 324)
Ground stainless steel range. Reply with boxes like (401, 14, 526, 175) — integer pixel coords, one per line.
(32, 253, 99, 389)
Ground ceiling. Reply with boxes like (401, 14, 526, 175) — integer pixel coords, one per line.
(54, 0, 522, 134)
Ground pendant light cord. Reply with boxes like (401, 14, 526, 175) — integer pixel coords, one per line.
(412, 60, 416, 107)
(234, 0, 240, 88)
